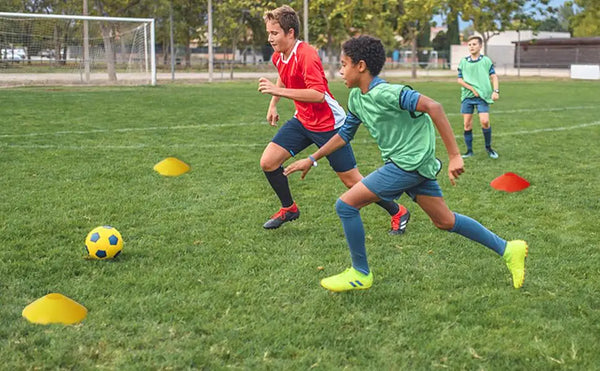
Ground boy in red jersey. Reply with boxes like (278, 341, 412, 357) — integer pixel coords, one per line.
(258, 5, 409, 233)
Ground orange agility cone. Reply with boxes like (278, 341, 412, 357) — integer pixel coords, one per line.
(22, 293, 87, 325)
(490, 172, 530, 192)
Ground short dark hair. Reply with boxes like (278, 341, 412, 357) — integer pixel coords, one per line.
(342, 35, 386, 77)
(264, 5, 300, 39)
(467, 35, 483, 45)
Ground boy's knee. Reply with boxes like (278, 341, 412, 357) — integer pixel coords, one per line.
(335, 198, 359, 218)
(431, 215, 455, 231)
(341, 178, 357, 189)
(339, 175, 360, 189)
(260, 157, 279, 172)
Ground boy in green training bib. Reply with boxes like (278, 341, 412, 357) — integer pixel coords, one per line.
(458, 35, 500, 159)
(284, 35, 527, 292)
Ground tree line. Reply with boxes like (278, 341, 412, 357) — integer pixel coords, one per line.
(3, 0, 599, 77)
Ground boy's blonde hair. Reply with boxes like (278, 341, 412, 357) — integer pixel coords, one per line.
(263, 5, 300, 38)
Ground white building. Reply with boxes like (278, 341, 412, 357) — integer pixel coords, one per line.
(451, 31, 571, 70)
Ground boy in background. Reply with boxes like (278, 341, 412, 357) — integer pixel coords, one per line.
(458, 35, 500, 159)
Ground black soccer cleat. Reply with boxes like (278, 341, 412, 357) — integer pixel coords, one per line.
(461, 150, 474, 158)
(263, 202, 300, 229)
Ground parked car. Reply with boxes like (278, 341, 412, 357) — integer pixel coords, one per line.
(1, 48, 27, 61)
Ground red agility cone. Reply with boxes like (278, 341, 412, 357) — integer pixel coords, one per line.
(490, 172, 530, 192)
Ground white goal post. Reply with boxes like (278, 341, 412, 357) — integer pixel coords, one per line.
(0, 12, 156, 86)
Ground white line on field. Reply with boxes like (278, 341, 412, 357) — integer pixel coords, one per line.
(1, 120, 598, 150)
(0, 122, 260, 138)
(0, 105, 597, 139)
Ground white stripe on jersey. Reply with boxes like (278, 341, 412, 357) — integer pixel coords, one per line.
(324, 92, 347, 129)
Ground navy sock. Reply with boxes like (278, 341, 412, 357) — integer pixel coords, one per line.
(264, 167, 293, 208)
(450, 212, 507, 256)
(464, 130, 473, 152)
(336, 198, 369, 275)
(375, 200, 400, 216)
(482, 127, 492, 149)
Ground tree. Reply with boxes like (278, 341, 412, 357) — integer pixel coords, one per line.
(538, 16, 567, 32)
(396, 0, 442, 78)
(302, 0, 356, 79)
(91, 0, 145, 81)
(446, 5, 461, 45)
(172, 0, 207, 68)
(570, 0, 600, 37)
(457, 0, 551, 52)
(213, 1, 275, 78)
(431, 30, 448, 51)
(557, 3, 575, 34)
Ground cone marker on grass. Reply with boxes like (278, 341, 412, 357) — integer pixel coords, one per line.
(22, 293, 87, 325)
(153, 157, 190, 176)
(490, 172, 530, 192)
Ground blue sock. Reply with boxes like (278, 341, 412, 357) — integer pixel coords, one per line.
(464, 130, 473, 152)
(482, 127, 492, 149)
(376, 200, 399, 216)
(335, 198, 369, 275)
(450, 213, 506, 256)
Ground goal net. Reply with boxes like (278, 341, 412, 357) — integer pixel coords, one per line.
(0, 12, 156, 86)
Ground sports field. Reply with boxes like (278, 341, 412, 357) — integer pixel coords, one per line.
(1, 79, 599, 369)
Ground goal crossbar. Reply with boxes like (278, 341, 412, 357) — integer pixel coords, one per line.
(0, 12, 153, 24)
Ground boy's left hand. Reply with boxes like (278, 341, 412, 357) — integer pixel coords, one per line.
(492, 92, 499, 101)
(284, 158, 314, 179)
(258, 77, 280, 96)
(448, 155, 464, 185)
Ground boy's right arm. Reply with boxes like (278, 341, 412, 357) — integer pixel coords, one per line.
(415, 94, 464, 185)
(457, 78, 479, 97)
(266, 77, 284, 126)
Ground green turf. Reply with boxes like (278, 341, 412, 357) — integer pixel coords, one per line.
(1, 79, 599, 369)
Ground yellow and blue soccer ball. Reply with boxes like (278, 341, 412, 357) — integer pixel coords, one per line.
(85, 226, 123, 260)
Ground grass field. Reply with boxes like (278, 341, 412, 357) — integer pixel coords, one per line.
(1, 79, 599, 369)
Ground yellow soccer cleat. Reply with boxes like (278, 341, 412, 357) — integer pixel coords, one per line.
(503, 240, 529, 289)
(320, 267, 373, 292)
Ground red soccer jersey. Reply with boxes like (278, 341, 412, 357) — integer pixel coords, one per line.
(272, 41, 346, 132)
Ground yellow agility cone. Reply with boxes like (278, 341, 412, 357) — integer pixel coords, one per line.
(153, 157, 190, 176)
(22, 293, 87, 325)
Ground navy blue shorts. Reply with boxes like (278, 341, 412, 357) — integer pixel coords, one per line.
(361, 162, 443, 202)
(461, 97, 490, 114)
(271, 117, 357, 173)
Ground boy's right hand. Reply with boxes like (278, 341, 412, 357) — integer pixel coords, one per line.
(266, 106, 279, 126)
(448, 155, 465, 186)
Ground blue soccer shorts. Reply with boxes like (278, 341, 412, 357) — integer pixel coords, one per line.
(271, 117, 357, 173)
(361, 162, 443, 202)
(461, 97, 490, 114)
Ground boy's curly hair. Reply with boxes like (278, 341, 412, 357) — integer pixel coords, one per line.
(342, 35, 386, 77)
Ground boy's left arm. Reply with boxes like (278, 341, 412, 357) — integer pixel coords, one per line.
(490, 73, 499, 101)
(415, 95, 464, 185)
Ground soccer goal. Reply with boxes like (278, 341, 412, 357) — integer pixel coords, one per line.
(0, 12, 156, 86)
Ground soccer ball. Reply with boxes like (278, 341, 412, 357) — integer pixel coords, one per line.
(85, 226, 123, 260)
